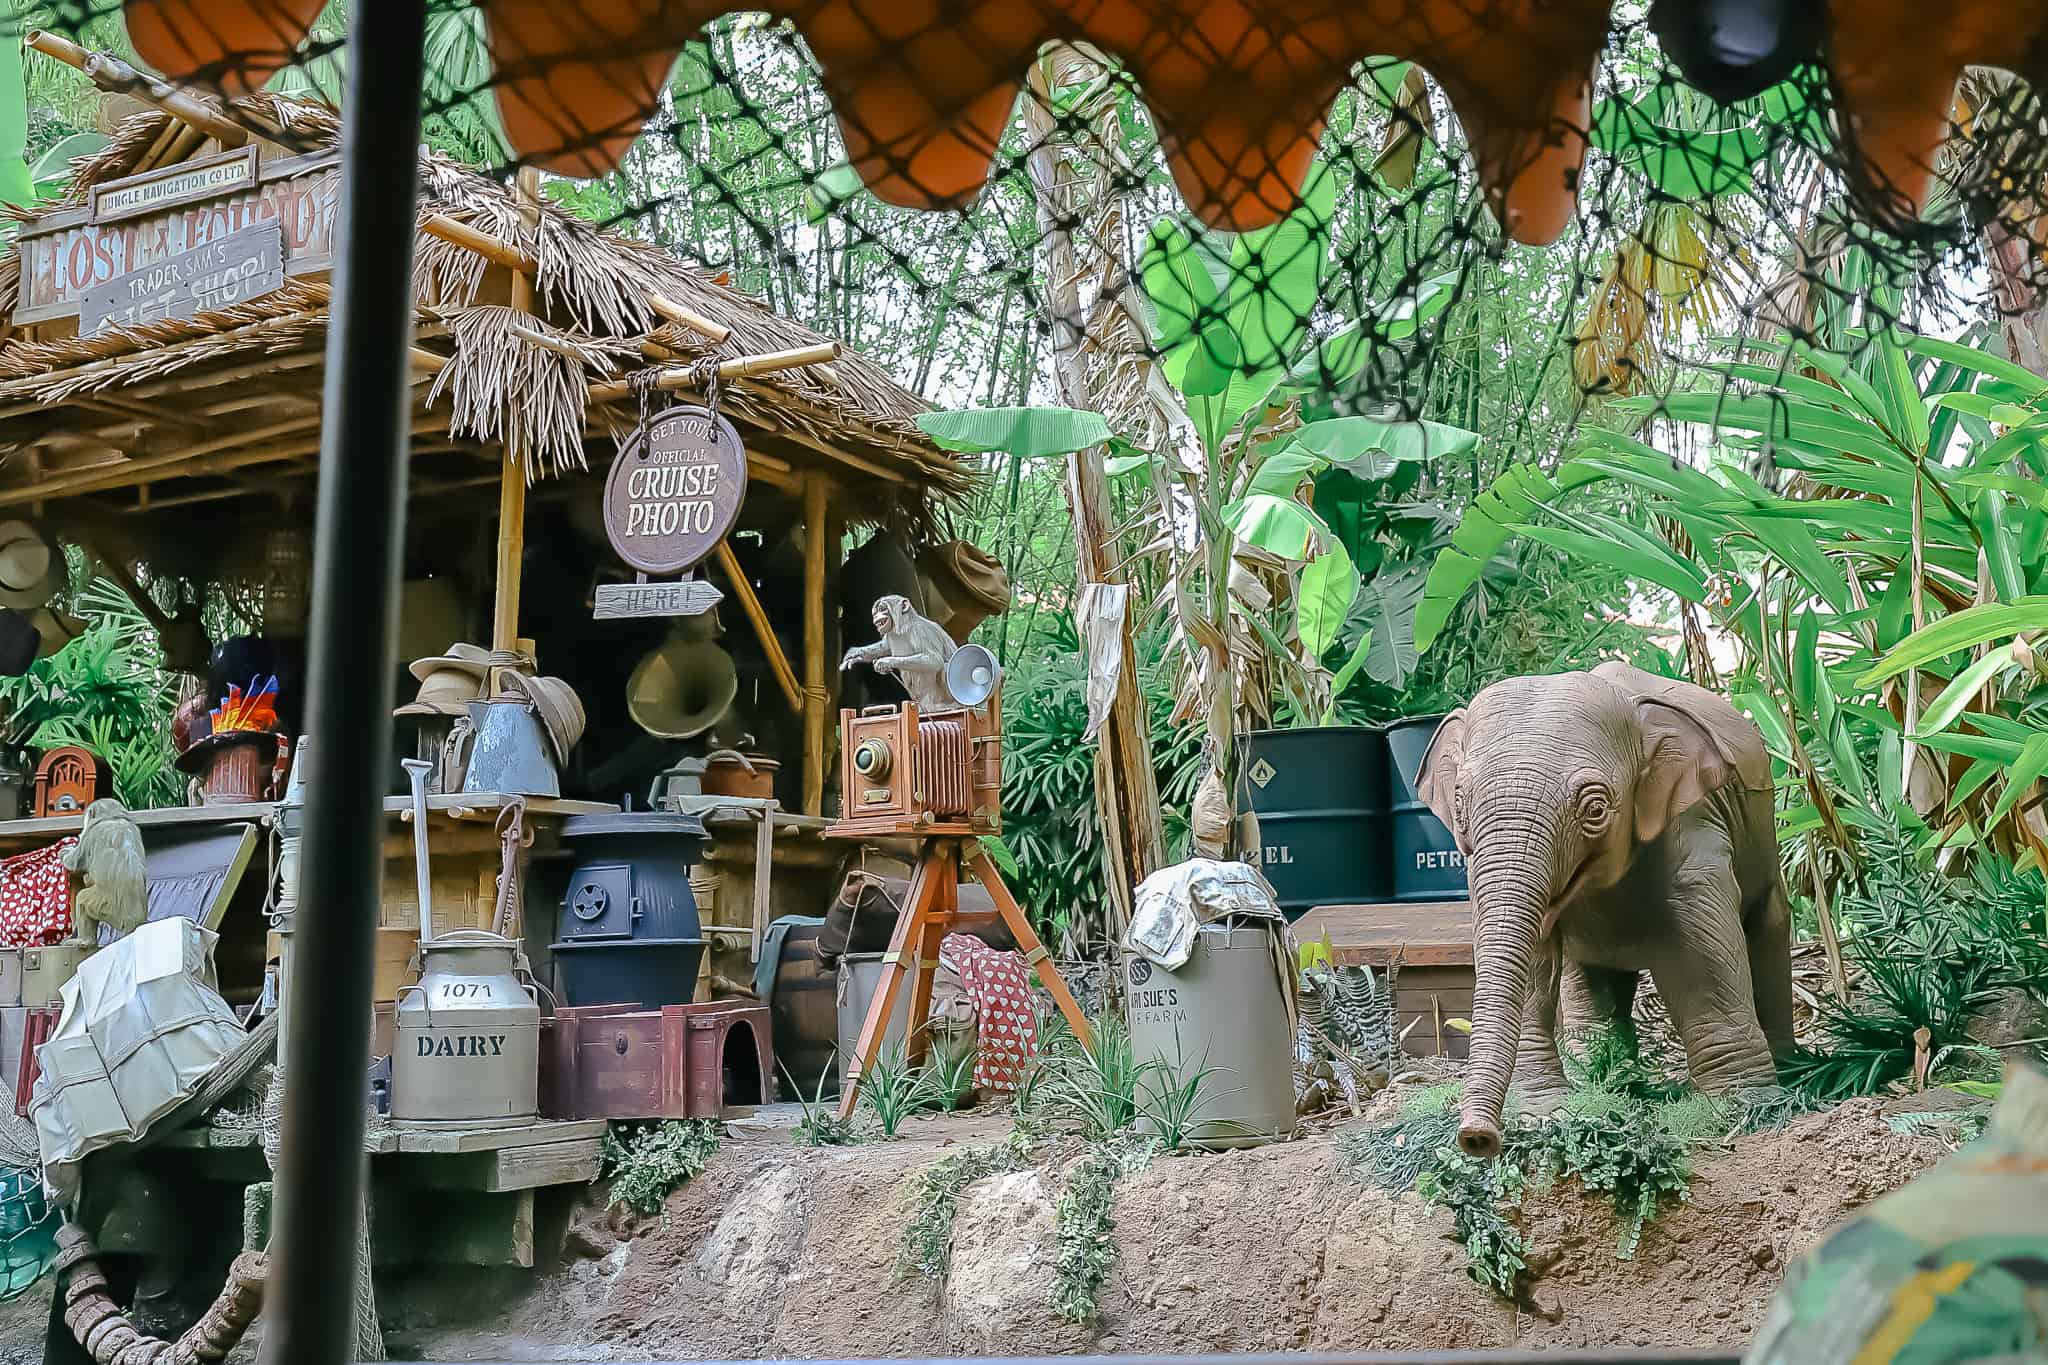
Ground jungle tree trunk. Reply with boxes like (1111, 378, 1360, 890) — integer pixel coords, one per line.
(1457, 835, 1556, 1160)
(1022, 52, 1165, 944)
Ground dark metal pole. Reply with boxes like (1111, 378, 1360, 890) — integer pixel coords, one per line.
(260, 2, 426, 1361)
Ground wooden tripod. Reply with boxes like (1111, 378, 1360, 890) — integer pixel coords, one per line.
(835, 836, 1094, 1120)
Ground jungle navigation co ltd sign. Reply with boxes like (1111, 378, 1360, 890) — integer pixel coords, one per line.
(596, 404, 748, 618)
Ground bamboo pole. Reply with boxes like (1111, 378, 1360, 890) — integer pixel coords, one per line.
(25, 31, 251, 147)
(648, 292, 731, 344)
(585, 343, 840, 404)
(491, 170, 542, 683)
(713, 540, 802, 713)
(421, 212, 537, 274)
(801, 473, 829, 816)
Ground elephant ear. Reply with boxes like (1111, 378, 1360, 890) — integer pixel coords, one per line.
(1417, 709, 1470, 850)
(1633, 697, 1737, 844)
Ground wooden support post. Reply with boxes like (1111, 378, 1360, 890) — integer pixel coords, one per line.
(712, 540, 802, 712)
(802, 473, 829, 817)
(490, 170, 542, 683)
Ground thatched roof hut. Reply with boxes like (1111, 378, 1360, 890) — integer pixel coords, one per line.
(0, 92, 963, 522)
(0, 73, 972, 818)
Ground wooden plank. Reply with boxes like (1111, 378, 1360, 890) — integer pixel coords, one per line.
(391, 1117, 606, 1154)
(487, 1138, 601, 1192)
(1296, 900, 1473, 957)
(751, 802, 777, 963)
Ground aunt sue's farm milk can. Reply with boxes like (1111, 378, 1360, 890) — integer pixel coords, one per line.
(393, 930, 541, 1127)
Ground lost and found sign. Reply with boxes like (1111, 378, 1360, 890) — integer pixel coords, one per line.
(601, 404, 747, 600)
(79, 222, 284, 334)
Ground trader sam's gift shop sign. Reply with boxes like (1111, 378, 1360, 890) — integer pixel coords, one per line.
(16, 146, 336, 330)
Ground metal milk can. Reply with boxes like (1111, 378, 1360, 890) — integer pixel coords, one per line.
(392, 930, 540, 1127)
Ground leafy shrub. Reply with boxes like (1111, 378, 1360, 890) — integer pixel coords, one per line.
(898, 1138, 1030, 1280)
(0, 620, 182, 808)
(1049, 1135, 1156, 1323)
(859, 1040, 937, 1137)
(599, 1119, 720, 1215)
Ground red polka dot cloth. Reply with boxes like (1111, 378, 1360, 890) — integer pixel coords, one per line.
(939, 932, 1038, 1094)
(0, 838, 76, 948)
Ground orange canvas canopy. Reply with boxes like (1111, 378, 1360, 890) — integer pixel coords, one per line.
(112, 0, 2048, 244)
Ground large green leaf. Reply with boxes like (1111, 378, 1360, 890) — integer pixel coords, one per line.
(1289, 415, 1479, 476)
(1906, 336, 2048, 403)
(1986, 732, 2048, 828)
(1320, 628, 1374, 723)
(1512, 524, 1708, 602)
(1376, 269, 1459, 343)
(1861, 598, 2048, 684)
(0, 1, 28, 212)
(1142, 219, 1236, 397)
(1912, 649, 2011, 739)
(1222, 159, 1333, 373)
(916, 407, 1110, 458)
(1357, 566, 1424, 687)
(1297, 542, 1357, 657)
(1223, 493, 1329, 560)
(1414, 461, 1590, 653)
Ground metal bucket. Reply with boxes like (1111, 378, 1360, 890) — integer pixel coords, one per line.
(1126, 923, 1296, 1150)
(393, 930, 541, 1128)
(1236, 726, 1391, 915)
(836, 952, 914, 1089)
(1385, 715, 1468, 902)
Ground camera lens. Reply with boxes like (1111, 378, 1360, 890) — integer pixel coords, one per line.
(853, 738, 891, 779)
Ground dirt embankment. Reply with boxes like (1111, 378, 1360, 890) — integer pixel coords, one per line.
(363, 1094, 1958, 1361)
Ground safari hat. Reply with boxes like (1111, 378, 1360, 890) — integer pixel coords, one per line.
(395, 664, 485, 718)
(0, 521, 59, 610)
(501, 671, 585, 767)
(406, 641, 492, 683)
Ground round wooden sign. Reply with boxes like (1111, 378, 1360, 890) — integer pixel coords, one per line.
(602, 405, 748, 576)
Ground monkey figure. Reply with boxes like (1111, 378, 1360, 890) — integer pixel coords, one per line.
(62, 798, 148, 946)
(839, 593, 958, 712)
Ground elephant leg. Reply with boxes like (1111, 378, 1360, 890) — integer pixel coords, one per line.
(1558, 962, 1640, 1058)
(1746, 882, 1796, 1062)
(1510, 940, 1570, 1114)
(1651, 866, 1777, 1093)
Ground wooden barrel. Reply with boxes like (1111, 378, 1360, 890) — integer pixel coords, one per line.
(756, 916, 838, 1098)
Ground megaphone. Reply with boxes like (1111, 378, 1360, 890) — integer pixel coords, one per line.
(943, 644, 1002, 707)
(627, 636, 738, 739)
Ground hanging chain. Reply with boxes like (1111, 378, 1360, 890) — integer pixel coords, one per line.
(692, 357, 725, 438)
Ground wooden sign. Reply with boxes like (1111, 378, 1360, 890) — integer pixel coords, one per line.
(17, 151, 339, 326)
(88, 146, 259, 225)
(593, 579, 725, 620)
(80, 222, 284, 335)
(601, 405, 747, 576)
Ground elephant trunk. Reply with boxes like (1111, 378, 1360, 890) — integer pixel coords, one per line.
(1457, 824, 1557, 1160)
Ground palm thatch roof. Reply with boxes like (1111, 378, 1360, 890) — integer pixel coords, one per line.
(0, 90, 966, 524)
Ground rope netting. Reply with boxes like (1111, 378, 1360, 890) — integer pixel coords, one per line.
(16, 2, 2047, 433)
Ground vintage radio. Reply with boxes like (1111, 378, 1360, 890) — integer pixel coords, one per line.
(835, 646, 1002, 836)
(32, 745, 109, 819)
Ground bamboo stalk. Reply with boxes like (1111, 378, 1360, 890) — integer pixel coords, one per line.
(713, 540, 802, 713)
(648, 292, 731, 344)
(585, 343, 840, 403)
(26, 31, 251, 147)
(504, 319, 598, 366)
(421, 212, 537, 275)
(491, 168, 542, 684)
(802, 472, 829, 817)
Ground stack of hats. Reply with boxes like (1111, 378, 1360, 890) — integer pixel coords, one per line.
(396, 642, 492, 719)
(395, 642, 586, 769)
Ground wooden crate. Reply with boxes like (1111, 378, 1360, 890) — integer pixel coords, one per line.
(1295, 900, 1475, 1060)
(269, 925, 420, 1002)
(540, 1001, 772, 1120)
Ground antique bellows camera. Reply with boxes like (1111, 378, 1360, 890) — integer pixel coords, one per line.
(834, 644, 1002, 836)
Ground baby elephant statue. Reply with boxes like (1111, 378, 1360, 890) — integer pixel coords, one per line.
(1419, 661, 1793, 1160)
